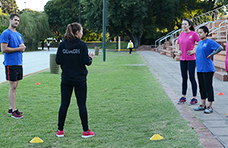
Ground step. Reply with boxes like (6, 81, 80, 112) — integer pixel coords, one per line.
(214, 71, 228, 81)
(214, 60, 226, 70)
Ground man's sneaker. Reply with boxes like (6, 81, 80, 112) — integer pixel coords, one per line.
(189, 98, 198, 105)
(177, 97, 186, 104)
(82, 129, 95, 138)
(8, 109, 23, 115)
(11, 110, 24, 119)
(204, 106, 213, 114)
(56, 130, 64, 137)
(194, 105, 206, 111)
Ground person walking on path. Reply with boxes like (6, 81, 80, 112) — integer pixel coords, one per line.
(176, 18, 200, 105)
(127, 40, 134, 55)
(41, 41, 45, 50)
(225, 18, 228, 74)
(55, 22, 95, 138)
(47, 41, 50, 51)
(0, 14, 26, 119)
(194, 26, 223, 114)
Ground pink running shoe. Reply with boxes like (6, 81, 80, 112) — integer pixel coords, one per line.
(82, 129, 95, 138)
(56, 130, 64, 137)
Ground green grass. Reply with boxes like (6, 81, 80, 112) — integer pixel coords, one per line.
(0, 52, 202, 148)
(86, 42, 128, 49)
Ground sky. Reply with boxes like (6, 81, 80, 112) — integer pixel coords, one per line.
(16, 0, 49, 11)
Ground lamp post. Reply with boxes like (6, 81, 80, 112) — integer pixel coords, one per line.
(24, 2, 26, 9)
(102, 0, 107, 62)
(79, 0, 81, 24)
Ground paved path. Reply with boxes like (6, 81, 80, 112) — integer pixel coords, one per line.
(139, 51, 228, 148)
(0, 48, 57, 84)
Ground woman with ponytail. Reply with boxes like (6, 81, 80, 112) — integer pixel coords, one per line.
(176, 18, 200, 105)
(55, 22, 95, 138)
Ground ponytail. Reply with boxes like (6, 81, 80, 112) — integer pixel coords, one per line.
(64, 22, 82, 41)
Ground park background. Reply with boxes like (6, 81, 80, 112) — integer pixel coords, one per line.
(1, 0, 228, 51)
(1, 0, 228, 147)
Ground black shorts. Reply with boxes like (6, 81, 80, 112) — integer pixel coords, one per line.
(5, 65, 23, 81)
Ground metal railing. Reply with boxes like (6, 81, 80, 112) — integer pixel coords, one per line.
(191, 4, 228, 26)
(158, 29, 182, 52)
(209, 26, 227, 43)
(154, 4, 228, 51)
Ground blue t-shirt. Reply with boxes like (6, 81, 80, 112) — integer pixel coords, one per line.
(196, 38, 220, 72)
(0, 29, 24, 66)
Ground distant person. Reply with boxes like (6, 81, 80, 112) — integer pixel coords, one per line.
(55, 22, 95, 138)
(176, 18, 200, 105)
(41, 41, 45, 50)
(47, 41, 50, 51)
(0, 14, 26, 119)
(127, 40, 134, 55)
(194, 26, 223, 114)
(225, 18, 228, 74)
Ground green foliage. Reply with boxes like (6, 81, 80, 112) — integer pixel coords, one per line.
(0, 0, 19, 14)
(17, 11, 51, 50)
(44, 0, 79, 37)
(84, 0, 219, 46)
(0, 52, 203, 148)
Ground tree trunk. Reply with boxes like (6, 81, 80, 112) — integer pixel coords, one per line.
(132, 34, 141, 49)
(126, 30, 143, 48)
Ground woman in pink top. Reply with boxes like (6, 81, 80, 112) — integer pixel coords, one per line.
(225, 19, 228, 74)
(177, 18, 201, 105)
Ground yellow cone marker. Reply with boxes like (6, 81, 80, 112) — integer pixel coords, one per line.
(30, 137, 44, 143)
(150, 133, 164, 140)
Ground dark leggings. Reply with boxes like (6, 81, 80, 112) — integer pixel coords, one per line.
(58, 80, 88, 131)
(129, 48, 133, 54)
(180, 60, 197, 96)
(197, 72, 214, 102)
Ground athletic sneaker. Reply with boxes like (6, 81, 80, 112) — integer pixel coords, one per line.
(11, 110, 24, 119)
(194, 105, 206, 111)
(8, 109, 23, 115)
(82, 129, 95, 138)
(189, 98, 198, 105)
(177, 97, 186, 104)
(204, 106, 213, 114)
(56, 130, 64, 137)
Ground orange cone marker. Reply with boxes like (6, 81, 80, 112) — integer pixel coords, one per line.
(35, 82, 40, 85)
(217, 92, 225, 95)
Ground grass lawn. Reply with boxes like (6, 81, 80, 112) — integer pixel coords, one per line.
(0, 52, 202, 148)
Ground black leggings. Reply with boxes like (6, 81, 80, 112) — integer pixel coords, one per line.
(129, 48, 133, 54)
(180, 60, 197, 96)
(58, 80, 88, 131)
(197, 72, 214, 102)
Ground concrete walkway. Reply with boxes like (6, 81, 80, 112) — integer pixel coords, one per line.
(0, 48, 57, 84)
(139, 51, 228, 148)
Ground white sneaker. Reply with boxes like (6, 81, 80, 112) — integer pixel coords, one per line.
(204, 106, 213, 114)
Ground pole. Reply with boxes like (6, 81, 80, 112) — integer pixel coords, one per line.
(79, 0, 81, 24)
(102, 0, 106, 62)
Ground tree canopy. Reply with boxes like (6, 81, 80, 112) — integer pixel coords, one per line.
(0, 0, 19, 14)
(44, 0, 223, 47)
(44, 0, 79, 39)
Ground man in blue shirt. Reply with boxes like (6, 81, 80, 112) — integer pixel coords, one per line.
(0, 14, 26, 119)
